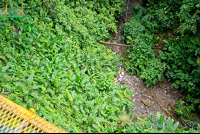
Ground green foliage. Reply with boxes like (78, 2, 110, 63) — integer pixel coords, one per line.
(158, 34, 200, 113)
(0, 0, 134, 133)
(125, 0, 200, 114)
(132, 0, 200, 34)
(178, 0, 200, 35)
(124, 112, 199, 133)
(65, 0, 127, 19)
(139, 0, 200, 114)
(131, 4, 146, 20)
(122, 17, 166, 86)
(174, 100, 196, 123)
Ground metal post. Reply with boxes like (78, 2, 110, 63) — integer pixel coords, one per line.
(2, 2, 9, 14)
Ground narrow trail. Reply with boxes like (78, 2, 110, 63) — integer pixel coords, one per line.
(103, 0, 200, 126)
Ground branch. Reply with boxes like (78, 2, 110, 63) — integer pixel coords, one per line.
(98, 41, 135, 47)
(98, 41, 163, 49)
(151, 47, 163, 49)
(151, 89, 178, 122)
(141, 100, 150, 107)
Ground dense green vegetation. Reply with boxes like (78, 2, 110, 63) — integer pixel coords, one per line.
(123, 0, 200, 122)
(122, 17, 166, 86)
(0, 0, 134, 132)
(0, 0, 199, 133)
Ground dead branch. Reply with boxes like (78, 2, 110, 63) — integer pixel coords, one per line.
(151, 89, 177, 122)
(99, 41, 163, 49)
(98, 40, 135, 47)
(141, 100, 150, 107)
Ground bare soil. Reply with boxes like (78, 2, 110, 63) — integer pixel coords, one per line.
(103, 0, 200, 126)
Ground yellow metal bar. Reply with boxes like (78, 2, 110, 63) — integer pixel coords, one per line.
(18, 3, 24, 15)
(1, 4, 9, 14)
(0, 95, 67, 133)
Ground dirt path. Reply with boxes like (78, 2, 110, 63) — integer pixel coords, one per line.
(104, 0, 200, 126)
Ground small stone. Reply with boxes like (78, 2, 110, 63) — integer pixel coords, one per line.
(120, 79, 125, 84)
(135, 83, 138, 86)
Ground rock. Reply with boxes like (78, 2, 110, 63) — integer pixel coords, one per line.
(120, 79, 125, 84)
(135, 83, 138, 86)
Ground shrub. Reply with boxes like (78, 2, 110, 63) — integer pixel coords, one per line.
(122, 17, 166, 86)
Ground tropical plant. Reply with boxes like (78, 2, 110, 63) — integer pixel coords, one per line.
(122, 17, 166, 86)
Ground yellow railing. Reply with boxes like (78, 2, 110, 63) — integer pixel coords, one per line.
(0, 95, 66, 133)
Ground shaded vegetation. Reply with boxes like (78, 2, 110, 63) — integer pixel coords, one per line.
(123, 0, 200, 122)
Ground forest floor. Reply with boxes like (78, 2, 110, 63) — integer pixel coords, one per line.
(103, 0, 200, 128)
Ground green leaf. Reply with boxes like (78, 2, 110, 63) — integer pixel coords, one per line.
(111, 89, 116, 96)
(31, 92, 38, 98)
(22, 87, 29, 95)
(72, 90, 77, 99)
(188, 57, 195, 66)
(92, 105, 99, 116)
(41, 84, 46, 92)
(66, 90, 73, 102)
(170, 122, 179, 132)
(73, 105, 79, 112)
(80, 105, 85, 115)
(166, 117, 174, 132)
(81, 68, 87, 74)
(28, 73, 34, 84)
(92, 124, 99, 130)
(159, 114, 164, 125)
(127, 36, 132, 41)
(52, 70, 57, 80)
(94, 118, 105, 122)
(2, 62, 11, 72)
